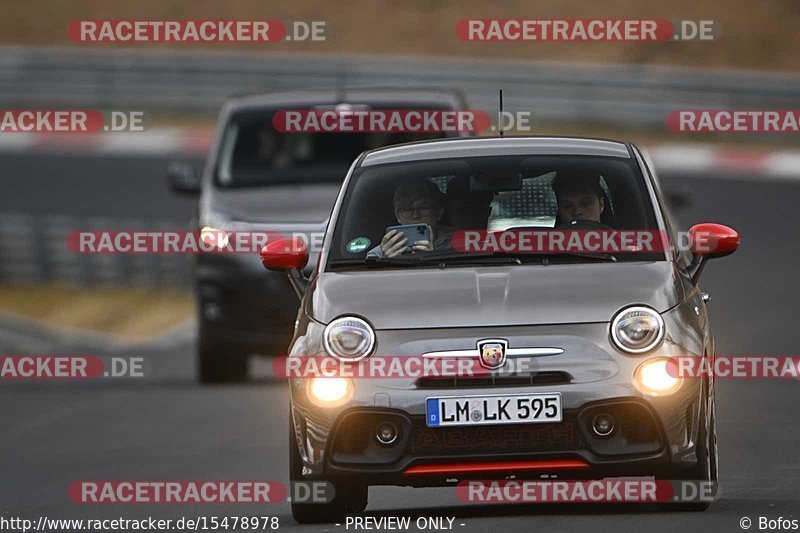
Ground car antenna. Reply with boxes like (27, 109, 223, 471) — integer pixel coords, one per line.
(498, 89, 504, 137)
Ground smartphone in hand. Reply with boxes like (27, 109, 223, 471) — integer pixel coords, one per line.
(385, 223, 431, 249)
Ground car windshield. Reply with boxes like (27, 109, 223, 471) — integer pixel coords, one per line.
(215, 109, 447, 188)
(328, 153, 665, 269)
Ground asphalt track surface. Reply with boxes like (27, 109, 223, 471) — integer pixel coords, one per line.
(1, 152, 799, 532)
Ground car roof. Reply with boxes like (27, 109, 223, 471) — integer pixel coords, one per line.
(223, 88, 468, 112)
(359, 136, 632, 167)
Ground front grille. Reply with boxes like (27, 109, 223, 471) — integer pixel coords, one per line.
(412, 416, 582, 456)
(416, 371, 571, 389)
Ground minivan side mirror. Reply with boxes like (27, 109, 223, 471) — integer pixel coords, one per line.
(260, 237, 310, 299)
(167, 161, 200, 194)
(687, 222, 740, 284)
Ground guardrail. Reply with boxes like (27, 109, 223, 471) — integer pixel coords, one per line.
(2, 47, 800, 126)
(0, 214, 192, 287)
(3, 47, 798, 288)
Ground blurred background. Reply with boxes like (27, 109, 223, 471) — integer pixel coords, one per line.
(2, 0, 800, 338)
(2, 0, 800, 527)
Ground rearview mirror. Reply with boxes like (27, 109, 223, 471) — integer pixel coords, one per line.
(167, 161, 200, 194)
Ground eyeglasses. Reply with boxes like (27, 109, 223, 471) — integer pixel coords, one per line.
(397, 205, 436, 218)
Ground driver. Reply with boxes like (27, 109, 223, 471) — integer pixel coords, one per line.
(368, 178, 454, 258)
(551, 172, 607, 225)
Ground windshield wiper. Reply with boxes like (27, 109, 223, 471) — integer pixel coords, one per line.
(332, 250, 616, 270)
(362, 255, 424, 268)
(539, 252, 617, 263)
(414, 251, 524, 266)
(326, 257, 417, 269)
(418, 250, 619, 265)
(356, 252, 524, 269)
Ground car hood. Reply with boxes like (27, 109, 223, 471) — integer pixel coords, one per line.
(309, 261, 684, 329)
(207, 183, 341, 224)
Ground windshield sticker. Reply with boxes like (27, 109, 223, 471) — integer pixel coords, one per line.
(346, 237, 371, 253)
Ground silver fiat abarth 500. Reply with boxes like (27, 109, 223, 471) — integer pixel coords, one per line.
(259, 136, 740, 522)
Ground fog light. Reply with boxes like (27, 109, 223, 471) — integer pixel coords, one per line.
(635, 357, 682, 396)
(376, 422, 398, 445)
(591, 414, 615, 437)
(307, 377, 352, 407)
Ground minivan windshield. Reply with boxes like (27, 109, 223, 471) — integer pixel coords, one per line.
(215, 110, 446, 188)
(328, 153, 665, 269)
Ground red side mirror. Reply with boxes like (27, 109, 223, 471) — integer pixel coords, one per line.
(260, 237, 309, 271)
(688, 223, 740, 258)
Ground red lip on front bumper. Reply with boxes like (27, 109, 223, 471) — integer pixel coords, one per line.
(403, 458, 590, 476)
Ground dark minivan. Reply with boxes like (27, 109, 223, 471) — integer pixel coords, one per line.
(168, 88, 469, 381)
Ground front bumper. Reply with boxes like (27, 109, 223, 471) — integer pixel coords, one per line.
(288, 317, 706, 485)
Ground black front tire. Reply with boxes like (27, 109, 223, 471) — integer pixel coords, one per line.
(658, 379, 717, 511)
(289, 415, 368, 523)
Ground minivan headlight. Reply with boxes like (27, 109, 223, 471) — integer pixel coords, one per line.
(323, 316, 375, 361)
(200, 226, 230, 249)
(611, 306, 664, 354)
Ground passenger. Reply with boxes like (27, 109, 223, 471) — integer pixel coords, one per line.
(369, 178, 454, 258)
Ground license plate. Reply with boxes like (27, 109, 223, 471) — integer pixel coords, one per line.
(426, 393, 562, 427)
